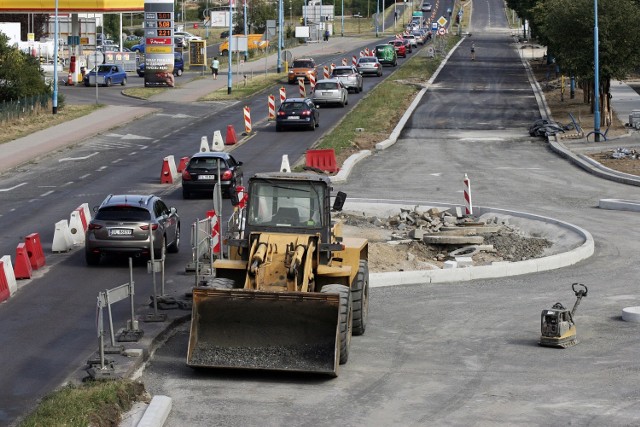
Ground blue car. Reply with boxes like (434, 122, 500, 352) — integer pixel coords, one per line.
(137, 52, 184, 77)
(83, 64, 127, 87)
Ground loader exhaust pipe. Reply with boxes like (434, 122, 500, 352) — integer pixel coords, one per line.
(187, 288, 342, 376)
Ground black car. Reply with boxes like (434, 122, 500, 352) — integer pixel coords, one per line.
(220, 30, 229, 39)
(137, 52, 184, 77)
(181, 152, 244, 199)
(275, 98, 320, 132)
(85, 194, 180, 265)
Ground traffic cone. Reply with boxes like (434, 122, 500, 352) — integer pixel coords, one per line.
(225, 125, 238, 145)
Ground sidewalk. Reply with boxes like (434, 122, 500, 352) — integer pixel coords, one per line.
(0, 36, 378, 174)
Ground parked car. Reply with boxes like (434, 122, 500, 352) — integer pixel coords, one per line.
(275, 98, 320, 131)
(181, 152, 244, 199)
(311, 78, 348, 107)
(174, 31, 202, 42)
(331, 65, 364, 93)
(389, 39, 407, 58)
(356, 56, 383, 77)
(137, 52, 184, 77)
(220, 30, 229, 39)
(85, 194, 180, 265)
(287, 58, 317, 84)
(375, 43, 397, 66)
(83, 64, 127, 87)
(131, 42, 145, 53)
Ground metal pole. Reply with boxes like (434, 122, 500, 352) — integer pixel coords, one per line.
(228, 0, 233, 94)
(382, 0, 384, 33)
(277, 0, 283, 72)
(375, 0, 379, 37)
(341, 0, 344, 36)
(243, 0, 248, 60)
(149, 222, 158, 317)
(53, 0, 58, 114)
(593, 0, 601, 141)
(128, 257, 137, 331)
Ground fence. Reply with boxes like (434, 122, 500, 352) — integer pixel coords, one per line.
(0, 93, 51, 124)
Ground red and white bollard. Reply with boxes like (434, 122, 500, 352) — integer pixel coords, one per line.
(206, 210, 221, 256)
(243, 106, 252, 134)
(279, 86, 286, 104)
(323, 66, 330, 79)
(268, 95, 276, 120)
(463, 173, 473, 215)
(359, 50, 364, 57)
(341, 57, 347, 66)
(309, 73, 316, 91)
(352, 55, 357, 67)
(364, 47, 369, 56)
(298, 78, 306, 97)
(330, 63, 336, 74)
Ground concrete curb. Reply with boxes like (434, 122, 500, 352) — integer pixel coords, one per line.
(598, 198, 640, 212)
(340, 200, 594, 287)
(137, 395, 172, 427)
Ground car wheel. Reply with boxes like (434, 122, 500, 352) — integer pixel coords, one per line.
(86, 251, 101, 266)
(310, 119, 316, 131)
(168, 226, 180, 253)
(121, 77, 127, 86)
(340, 99, 345, 108)
(106, 78, 112, 87)
(345, 97, 348, 105)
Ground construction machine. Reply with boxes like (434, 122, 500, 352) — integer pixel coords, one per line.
(539, 283, 588, 348)
(187, 172, 369, 376)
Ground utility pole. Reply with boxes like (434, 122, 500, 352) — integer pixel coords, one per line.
(593, 0, 601, 141)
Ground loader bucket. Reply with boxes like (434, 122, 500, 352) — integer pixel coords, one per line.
(187, 288, 341, 376)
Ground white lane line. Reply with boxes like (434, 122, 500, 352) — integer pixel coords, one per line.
(0, 182, 28, 192)
(96, 166, 108, 171)
(79, 174, 91, 179)
(129, 152, 137, 156)
(40, 190, 54, 197)
(59, 152, 99, 162)
(112, 158, 123, 164)
(140, 145, 149, 150)
(62, 182, 74, 187)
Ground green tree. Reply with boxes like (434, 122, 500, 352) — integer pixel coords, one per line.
(102, 14, 120, 41)
(532, 0, 640, 125)
(0, 33, 51, 102)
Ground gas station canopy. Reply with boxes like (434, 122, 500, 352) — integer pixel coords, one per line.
(0, 0, 143, 13)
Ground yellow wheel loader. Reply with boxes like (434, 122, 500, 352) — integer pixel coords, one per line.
(187, 172, 369, 376)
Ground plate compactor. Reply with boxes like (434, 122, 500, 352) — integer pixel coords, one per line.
(539, 283, 588, 348)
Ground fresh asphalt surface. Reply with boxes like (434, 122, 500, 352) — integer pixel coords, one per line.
(3, 0, 640, 426)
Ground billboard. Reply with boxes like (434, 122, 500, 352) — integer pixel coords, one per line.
(143, 0, 174, 87)
(210, 11, 231, 28)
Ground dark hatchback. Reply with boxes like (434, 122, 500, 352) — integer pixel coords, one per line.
(181, 152, 244, 199)
(275, 98, 320, 131)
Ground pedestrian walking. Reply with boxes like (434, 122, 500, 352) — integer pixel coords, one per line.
(324, 29, 330, 42)
(211, 57, 220, 79)
(470, 42, 475, 61)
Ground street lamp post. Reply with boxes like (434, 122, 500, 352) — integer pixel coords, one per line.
(53, 0, 58, 114)
(375, 0, 379, 37)
(593, 0, 601, 141)
(341, 0, 344, 37)
(243, 0, 248, 60)
(227, 0, 233, 94)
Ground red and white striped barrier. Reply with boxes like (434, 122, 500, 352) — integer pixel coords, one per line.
(235, 186, 248, 209)
(359, 50, 364, 57)
(364, 47, 369, 56)
(330, 63, 336, 74)
(298, 78, 306, 97)
(309, 73, 316, 90)
(268, 95, 276, 120)
(464, 173, 473, 215)
(160, 155, 178, 184)
(279, 86, 286, 104)
(243, 106, 252, 134)
(0, 255, 17, 300)
(24, 233, 45, 269)
(341, 57, 347, 66)
(206, 210, 221, 256)
(352, 55, 357, 67)
(323, 66, 330, 79)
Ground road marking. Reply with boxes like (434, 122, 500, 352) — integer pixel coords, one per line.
(156, 113, 195, 119)
(129, 152, 137, 156)
(59, 152, 99, 162)
(96, 166, 108, 171)
(62, 182, 74, 187)
(105, 133, 152, 140)
(112, 158, 123, 164)
(0, 182, 28, 192)
(40, 190, 54, 197)
(430, 173, 442, 177)
(79, 173, 91, 179)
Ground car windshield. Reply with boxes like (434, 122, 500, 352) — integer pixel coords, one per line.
(97, 65, 113, 73)
(188, 157, 224, 170)
(293, 60, 314, 68)
(315, 82, 338, 90)
(359, 58, 375, 63)
(95, 206, 151, 221)
(247, 180, 325, 228)
(333, 68, 352, 76)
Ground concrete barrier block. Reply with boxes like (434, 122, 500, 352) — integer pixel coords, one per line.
(52, 220, 74, 253)
(1, 255, 17, 295)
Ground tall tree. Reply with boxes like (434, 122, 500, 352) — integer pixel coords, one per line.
(0, 33, 51, 102)
(533, 0, 640, 125)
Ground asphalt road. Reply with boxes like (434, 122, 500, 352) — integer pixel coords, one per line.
(136, 1, 640, 426)
(0, 34, 419, 426)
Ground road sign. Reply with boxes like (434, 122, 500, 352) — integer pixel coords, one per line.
(437, 16, 448, 27)
(437, 27, 446, 36)
(431, 22, 438, 32)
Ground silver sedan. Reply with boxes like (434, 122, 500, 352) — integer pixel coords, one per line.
(311, 78, 349, 107)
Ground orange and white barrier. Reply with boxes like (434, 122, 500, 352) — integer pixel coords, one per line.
(177, 156, 189, 173)
(279, 86, 286, 104)
(298, 78, 305, 97)
(243, 106, 252, 134)
(364, 48, 369, 56)
(24, 233, 45, 269)
(235, 186, 248, 209)
(1, 255, 17, 298)
(212, 130, 224, 151)
(330, 63, 336, 73)
(206, 210, 221, 256)
(309, 73, 316, 90)
(14, 243, 32, 279)
(359, 50, 364, 57)
(341, 57, 347, 66)
(52, 220, 74, 252)
(199, 136, 210, 152)
(280, 154, 291, 173)
(268, 95, 276, 120)
(464, 173, 473, 215)
(160, 155, 178, 184)
(352, 55, 357, 67)
(323, 66, 330, 79)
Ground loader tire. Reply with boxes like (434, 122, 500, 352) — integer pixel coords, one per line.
(352, 260, 369, 336)
(321, 284, 352, 364)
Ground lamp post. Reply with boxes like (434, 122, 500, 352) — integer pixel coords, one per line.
(227, 0, 233, 94)
(375, 0, 379, 37)
(52, 0, 59, 114)
(593, 0, 601, 141)
(277, 0, 282, 72)
(243, 0, 248, 60)
(341, 0, 344, 36)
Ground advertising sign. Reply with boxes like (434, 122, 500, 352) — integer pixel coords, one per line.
(190, 40, 206, 66)
(144, 0, 174, 87)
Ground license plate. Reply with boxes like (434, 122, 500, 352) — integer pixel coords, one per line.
(288, 116, 299, 120)
(323, 91, 331, 95)
(109, 228, 132, 236)
(199, 175, 216, 180)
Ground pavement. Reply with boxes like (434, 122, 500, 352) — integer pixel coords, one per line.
(5, 35, 640, 426)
